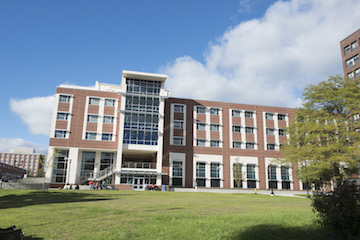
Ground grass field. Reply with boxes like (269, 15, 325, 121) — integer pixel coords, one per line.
(0, 189, 325, 240)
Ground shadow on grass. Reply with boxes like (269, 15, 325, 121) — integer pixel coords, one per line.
(0, 191, 113, 209)
(229, 224, 327, 240)
(24, 236, 44, 240)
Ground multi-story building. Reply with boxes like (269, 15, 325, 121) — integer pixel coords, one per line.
(45, 70, 304, 191)
(340, 29, 360, 80)
(0, 148, 44, 176)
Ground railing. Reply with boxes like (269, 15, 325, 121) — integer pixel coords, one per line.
(122, 162, 156, 169)
(79, 165, 114, 182)
(96, 165, 114, 179)
(79, 172, 93, 183)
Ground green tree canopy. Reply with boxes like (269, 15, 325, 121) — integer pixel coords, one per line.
(282, 76, 360, 184)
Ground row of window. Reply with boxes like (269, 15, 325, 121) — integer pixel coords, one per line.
(126, 78, 161, 95)
(89, 97, 116, 106)
(346, 54, 359, 68)
(87, 115, 114, 124)
(196, 106, 221, 115)
(232, 142, 256, 149)
(54, 130, 113, 141)
(347, 68, 360, 79)
(266, 128, 286, 135)
(195, 162, 220, 178)
(232, 110, 254, 118)
(344, 40, 358, 55)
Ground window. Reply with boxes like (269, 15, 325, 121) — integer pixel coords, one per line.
(87, 115, 98, 123)
(80, 151, 95, 177)
(197, 106, 206, 114)
(196, 162, 206, 178)
(197, 122, 206, 130)
(265, 113, 274, 120)
(100, 152, 114, 170)
(174, 104, 184, 113)
(245, 126, 254, 134)
(232, 110, 241, 117)
(233, 141, 241, 149)
(57, 112, 69, 120)
(246, 142, 255, 149)
(346, 55, 360, 68)
(344, 45, 350, 55)
(232, 125, 241, 133)
(278, 114, 286, 121)
(59, 95, 70, 103)
(247, 164, 256, 179)
(279, 129, 286, 136)
(172, 161, 183, 186)
(173, 137, 184, 145)
(211, 163, 220, 179)
(85, 132, 97, 140)
(267, 143, 276, 150)
(197, 139, 206, 147)
(210, 108, 220, 115)
(54, 130, 66, 138)
(266, 128, 275, 135)
(174, 120, 184, 129)
(210, 140, 220, 147)
(103, 116, 114, 124)
(355, 68, 360, 78)
(102, 133, 113, 141)
(210, 124, 219, 131)
(245, 111, 254, 118)
(89, 97, 100, 105)
(105, 99, 115, 107)
(281, 166, 290, 181)
(268, 165, 277, 189)
(348, 72, 355, 80)
(352, 41, 358, 51)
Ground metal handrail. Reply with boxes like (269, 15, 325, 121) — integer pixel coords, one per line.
(96, 165, 114, 178)
(122, 161, 156, 169)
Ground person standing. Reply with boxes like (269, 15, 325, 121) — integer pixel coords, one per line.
(89, 181, 94, 190)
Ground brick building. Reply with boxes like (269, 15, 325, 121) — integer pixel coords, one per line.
(340, 29, 360, 80)
(45, 70, 303, 190)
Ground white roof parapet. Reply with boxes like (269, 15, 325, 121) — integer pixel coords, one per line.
(122, 70, 167, 82)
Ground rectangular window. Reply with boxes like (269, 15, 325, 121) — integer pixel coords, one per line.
(81, 151, 95, 177)
(100, 152, 114, 170)
(232, 125, 241, 133)
(54, 130, 66, 138)
(266, 113, 274, 120)
(210, 140, 220, 147)
(172, 161, 183, 177)
(174, 104, 184, 113)
(347, 54, 360, 68)
(267, 143, 276, 150)
(197, 122, 206, 130)
(344, 45, 350, 55)
(174, 120, 184, 129)
(211, 163, 220, 178)
(245, 111, 253, 118)
(268, 165, 277, 180)
(247, 164, 256, 179)
(348, 72, 354, 80)
(196, 106, 206, 114)
(173, 137, 183, 145)
(279, 129, 286, 136)
(59, 95, 70, 103)
(196, 139, 206, 147)
(57, 112, 69, 120)
(105, 99, 115, 107)
(196, 162, 206, 178)
(87, 115, 98, 123)
(89, 97, 100, 105)
(266, 128, 275, 135)
(232, 110, 241, 117)
(281, 166, 290, 181)
(103, 116, 114, 124)
(278, 114, 286, 121)
(85, 132, 97, 140)
(245, 126, 254, 134)
(102, 133, 113, 141)
(210, 124, 219, 131)
(210, 108, 220, 115)
(246, 142, 255, 149)
(355, 68, 360, 78)
(352, 41, 358, 51)
(233, 141, 241, 149)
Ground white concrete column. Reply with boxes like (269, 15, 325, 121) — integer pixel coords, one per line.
(93, 151, 102, 178)
(67, 148, 79, 184)
(45, 147, 55, 183)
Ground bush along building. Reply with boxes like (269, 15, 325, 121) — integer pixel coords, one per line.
(45, 70, 306, 191)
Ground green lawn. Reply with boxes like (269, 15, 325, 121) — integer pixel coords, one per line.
(0, 189, 325, 240)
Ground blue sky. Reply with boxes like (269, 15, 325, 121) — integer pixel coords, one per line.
(1, 0, 360, 154)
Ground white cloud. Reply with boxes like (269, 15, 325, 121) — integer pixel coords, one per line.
(10, 95, 55, 136)
(163, 0, 360, 108)
(0, 138, 48, 154)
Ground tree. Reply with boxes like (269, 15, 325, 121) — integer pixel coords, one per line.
(281, 75, 360, 187)
(233, 158, 243, 193)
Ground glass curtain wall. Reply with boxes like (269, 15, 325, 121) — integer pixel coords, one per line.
(123, 79, 161, 145)
(81, 152, 95, 177)
(100, 152, 114, 170)
(52, 150, 69, 183)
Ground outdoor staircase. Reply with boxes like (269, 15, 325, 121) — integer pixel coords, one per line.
(79, 165, 114, 184)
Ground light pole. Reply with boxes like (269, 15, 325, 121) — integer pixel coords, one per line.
(67, 158, 72, 186)
(304, 160, 310, 198)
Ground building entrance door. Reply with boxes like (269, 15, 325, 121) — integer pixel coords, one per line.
(133, 177, 145, 191)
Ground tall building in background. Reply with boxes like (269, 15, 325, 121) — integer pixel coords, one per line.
(45, 70, 303, 191)
(340, 29, 360, 80)
(0, 148, 44, 176)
